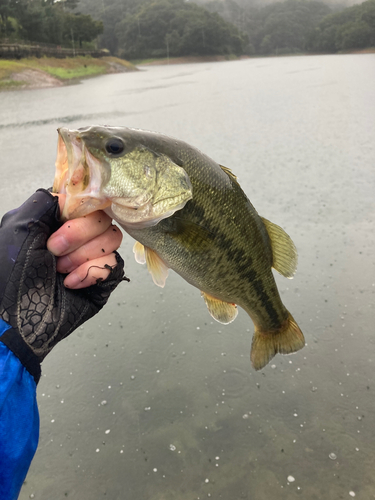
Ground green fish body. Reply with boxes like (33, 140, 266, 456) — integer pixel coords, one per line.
(54, 126, 305, 370)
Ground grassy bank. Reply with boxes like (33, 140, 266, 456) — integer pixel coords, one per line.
(0, 55, 137, 90)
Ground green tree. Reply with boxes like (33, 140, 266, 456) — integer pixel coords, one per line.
(18, 3, 49, 43)
(65, 13, 103, 48)
(116, 0, 246, 59)
(1, 0, 103, 46)
(77, 0, 142, 54)
(0, 0, 25, 38)
(61, 0, 375, 56)
(358, 0, 375, 44)
(336, 20, 371, 49)
(308, 0, 375, 52)
(205, 0, 331, 55)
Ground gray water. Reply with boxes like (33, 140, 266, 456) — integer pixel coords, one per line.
(0, 53, 374, 500)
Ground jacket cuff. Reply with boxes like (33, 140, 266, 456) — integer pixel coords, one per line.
(0, 329, 41, 384)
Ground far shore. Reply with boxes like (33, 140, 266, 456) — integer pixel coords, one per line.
(1, 49, 374, 91)
(134, 54, 249, 66)
(134, 48, 375, 66)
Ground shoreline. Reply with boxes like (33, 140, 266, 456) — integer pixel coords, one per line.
(1, 49, 374, 90)
(0, 56, 137, 91)
(134, 55, 249, 66)
(135, 48, 375, 66)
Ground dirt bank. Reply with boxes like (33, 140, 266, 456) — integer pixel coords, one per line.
(0, 56, 137, 91)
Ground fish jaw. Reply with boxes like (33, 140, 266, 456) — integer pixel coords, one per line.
(53, 128, 112, 221)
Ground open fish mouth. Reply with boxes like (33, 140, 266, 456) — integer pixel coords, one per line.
(52, 128, 113, 221)
(53, 128, 153, 222)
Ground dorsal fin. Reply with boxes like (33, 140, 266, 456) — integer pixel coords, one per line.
(261, 217, 298, 278)
(219, 165, 240, 185)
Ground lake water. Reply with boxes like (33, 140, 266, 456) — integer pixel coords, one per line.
(0, 53, 374, 500)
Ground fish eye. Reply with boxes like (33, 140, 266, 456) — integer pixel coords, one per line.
(105, 138, 125, 156)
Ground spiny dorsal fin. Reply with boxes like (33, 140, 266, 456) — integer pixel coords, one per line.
(201, 292, 238, 325)
(219, 165, 240, 185)
(261, 217, 298, 279)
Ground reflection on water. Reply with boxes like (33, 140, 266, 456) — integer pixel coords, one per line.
(0, 54, 374, 500)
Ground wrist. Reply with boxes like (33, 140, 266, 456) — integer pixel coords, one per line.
(0, 321, 41, 384)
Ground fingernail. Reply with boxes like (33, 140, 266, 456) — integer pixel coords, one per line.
(48, 234, 69, 256)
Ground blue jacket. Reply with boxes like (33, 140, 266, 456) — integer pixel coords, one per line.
(0, 319, 39, 500)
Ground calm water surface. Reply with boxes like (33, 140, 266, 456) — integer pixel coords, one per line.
(0, 54, 374, 499)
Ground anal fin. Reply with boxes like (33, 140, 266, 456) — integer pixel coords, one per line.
(202, 292, 238, 325)
(250, 311, 305, 370)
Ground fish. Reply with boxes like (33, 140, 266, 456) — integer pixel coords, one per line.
(53, 125, 305, 370)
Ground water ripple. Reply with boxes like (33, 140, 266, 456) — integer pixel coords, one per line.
(0, 110, 135, 130)
(207, 366, 251, 400)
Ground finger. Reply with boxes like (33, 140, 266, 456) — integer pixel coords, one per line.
(47, 210, 112, 256)
(56, 224, 123, 274)
(63, 253, 120, 289)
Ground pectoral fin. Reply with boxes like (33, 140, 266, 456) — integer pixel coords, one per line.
(201, 292, 238, 324)
(261, 217, 298, 278)
(133, 242, 169, 287)
(133, 241, 146, 264)
(146, 248, 169, 288)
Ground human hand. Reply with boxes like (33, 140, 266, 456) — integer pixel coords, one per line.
(47, 194, 123, 289)
(0, 189, 127, 384)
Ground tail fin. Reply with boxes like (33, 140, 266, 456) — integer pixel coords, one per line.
(250, 312, 305, 371)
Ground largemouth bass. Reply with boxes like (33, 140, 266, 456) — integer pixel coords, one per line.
(53, 125, 305, 370)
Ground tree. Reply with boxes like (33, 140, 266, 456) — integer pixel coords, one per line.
(53, 0, 375, 56)
(336, 21, 371, 49)
(205, 0, 331, 55)
(116, 0, 247, 59)
(307, 0, 375, 52)
(66, 13, 103, 48)
(0, 0, 103, 46)
(0, 0, 26, 38)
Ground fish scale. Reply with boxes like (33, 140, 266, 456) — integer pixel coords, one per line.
(53, 125, 305, 370)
